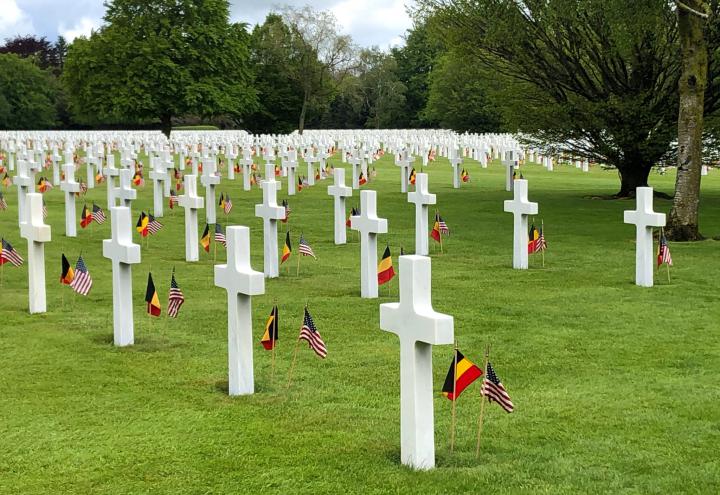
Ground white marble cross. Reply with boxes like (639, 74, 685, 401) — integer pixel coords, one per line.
(350, 190, 388, 298)
(396, 152, 413, 193)
(225, 145, 237, 181)
(254, 172, 285, 278)
(379, 255, 454, 470)
(240, 148, 253, 191)
(407, 173, 436, 256)
(50, 150, 61, 185)
(449, 147, 463, 189)
(624, 187, 666, 287)
(201, 157, 220, 224)
(286, 150, 299, 196)
(305, 149, 318, 186)
(20, 193, 51, 314)
(13, 159, 35, 224)
(327, 167, 353, 245)
(214, 226, 265, 396)
(503, 179, 538, 269)
(59, 164, 80, 237)
(503, 159, 515, 192)
(104, 155, 119, 208)
(149, 156, 169, 217)
(85, 155, 97, 189)
(178, 174, 205, 262)
(348, 152, 362, 190)
(114, 168, 137, 208)
(102, 206, 141, 346)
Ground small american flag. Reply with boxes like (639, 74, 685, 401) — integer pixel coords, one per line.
(481, 362, 514, 413)
(92, 203, 106, 224)
(438, 216, 450, 235)
(298, 233, 316, 259)
(223, 194, 233, 215)
(169, 190, 179, 208)
(69, 255, 93, 296)
(147, 214, 163, 235)
(0, 238, 24, 266)
(167, 270, 185, 318)
(214, 223, 226, 247)
(0, 192, 8, 210)
(657, 230, 673, 267)
(535, 226, 547, 252)
(298, 308, 327, 358)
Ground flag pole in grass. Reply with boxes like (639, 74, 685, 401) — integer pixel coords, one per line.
(475, 344, 491, 458)
(296, 233, 302, 277)
(271, 299, 277, 383)
(450, 341, 458, 453)
(541, 219, 545, 268)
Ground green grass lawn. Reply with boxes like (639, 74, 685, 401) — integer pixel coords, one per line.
(1, 153, 718, 494)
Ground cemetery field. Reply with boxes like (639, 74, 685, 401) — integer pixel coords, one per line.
(1, 155, 718, 494)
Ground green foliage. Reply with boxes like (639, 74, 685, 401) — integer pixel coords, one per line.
(1, 154, 719, 492)
(424, 52, 503, 133)
(63, 0, 257, 134)
(391, 22, 444, 128)
(246, 14, 305, 134)
(0, 53, 57, 129)
(418, 0, 720, 195)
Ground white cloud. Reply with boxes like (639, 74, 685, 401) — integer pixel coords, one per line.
(59, 16, 101, 42)
(0, 0, 35, 39)
(330, 0, 412, 49)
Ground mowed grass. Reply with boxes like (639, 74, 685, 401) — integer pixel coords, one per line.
(0, 152, 718, 494)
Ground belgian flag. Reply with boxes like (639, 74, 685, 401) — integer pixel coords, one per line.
(60, 254, 74, 285)
(377, 246, 395, 286)
(145, 273, 161, 316)
(200, 224, 211, 252)
(218, 193, 226, 210)
(442, 350, 483, 401)
(359, 172, 367, 186)
(260, 305, 279, 350)
(136, 211, 149, 237)
(461, 168, 470, 182)
(281, 231, 292, 264)
(346, 207, 358, 227)
(409, 168, 416, 185)
(298, 176, 303, 191)
(80, 204, 93, 228)
(528, 223, 539, 254)
(430, 212, 441, 243)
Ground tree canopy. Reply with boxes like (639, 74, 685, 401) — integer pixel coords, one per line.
(63, 0, 257, 136)
(0, 53, 57, 129)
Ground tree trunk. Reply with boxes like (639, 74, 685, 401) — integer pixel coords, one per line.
(615, 161, 653, 198)
(298, 91, 309, 135)
(667, 0, 709, 241)
(160, 114, 172, 139)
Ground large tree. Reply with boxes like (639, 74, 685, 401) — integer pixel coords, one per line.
(0, 54, 57, 129)
(280, 6, 356, 133)
(417, 0, 720, 197)
(667, 1, 711, 240)
(63, 0, 256, 136)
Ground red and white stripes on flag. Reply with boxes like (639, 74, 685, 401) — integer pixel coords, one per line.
(0, 238, 24, 266)
(298, 308, 326, 358)
(92, 204, 106, 224)
(167, 271, 185, 318)
(147, 215, 163, 235)
(69, 255, 93, 296)
(298, 233, 316, 259)
(481, 362, 514, 413)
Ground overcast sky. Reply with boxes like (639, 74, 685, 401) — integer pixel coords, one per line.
(0, 0, 414, 49)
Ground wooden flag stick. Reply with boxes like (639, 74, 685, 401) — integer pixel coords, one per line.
(296, 249, 301, 276)
(450, 342, 458, 453)
(475, 344, 491, 458)
(541, 219, 545, 268)
(286, 336, 302, 389)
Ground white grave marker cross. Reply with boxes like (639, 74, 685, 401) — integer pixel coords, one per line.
(623, 187, 666, 287)
(503, 179, 538, 269)
(350, 190, 388, 298)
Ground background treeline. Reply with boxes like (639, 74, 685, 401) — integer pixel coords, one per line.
(0, 3, 501, 135)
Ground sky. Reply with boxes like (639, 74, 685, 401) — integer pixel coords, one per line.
(0, 0, 414, 49)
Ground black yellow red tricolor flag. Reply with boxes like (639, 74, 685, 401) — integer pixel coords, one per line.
(200, 224, 211, 252)
(80, 204, 93, 228)
(261, 305, 279, 350)
(281, 231, 292, 263)
(60, 253, 74, 285)
(442, 350, 483, 401)
(145, 272, 161, 316)
(528, 223, 539, 254)
(136, 211, 149, 237)
(430, 212, 441, 243)
(377, 246, 395, 285)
